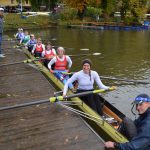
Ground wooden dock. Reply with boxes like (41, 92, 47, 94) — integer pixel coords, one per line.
(0, 36, 105, 150)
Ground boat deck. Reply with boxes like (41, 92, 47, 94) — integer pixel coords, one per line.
(0, 35, 105, 150)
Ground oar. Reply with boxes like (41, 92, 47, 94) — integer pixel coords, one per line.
(100, 76, 150, 84)
(0, 88, 114, 111)
(13, 44, 25, 49)
(0, 58, 41, 67)
(69, 53, 101, 57)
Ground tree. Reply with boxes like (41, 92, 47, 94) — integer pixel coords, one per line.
(100, 0, 116, 18)
(120, 0, 148, 21)
(62, 0, 102, 19)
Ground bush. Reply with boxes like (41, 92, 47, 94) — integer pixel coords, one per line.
(85, 7, 102, 19)
(59, 7, 77, 21)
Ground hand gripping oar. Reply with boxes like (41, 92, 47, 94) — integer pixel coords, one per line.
(69, 53, 101, 57)
(100, 76, 150, 84)
(0, 58, 41, 67)
(0, 88, 115, 111)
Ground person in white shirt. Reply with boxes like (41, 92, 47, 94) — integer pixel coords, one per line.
(63, 59, 116, 115)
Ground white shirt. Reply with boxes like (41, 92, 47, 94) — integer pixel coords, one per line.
(48, 55, 72, 70)
(63, 70, 109, 95)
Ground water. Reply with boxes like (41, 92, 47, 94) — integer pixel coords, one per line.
(8, 27, 150, 119)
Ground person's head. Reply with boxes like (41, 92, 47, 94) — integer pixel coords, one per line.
(20, 28, 23, 32)
(0, 8, 4, 17)
(46, 42, 52, 50)
(133, 94, 150, 115)
(30, 34, 35, 40)
(37, 38, 42, 44)
(24, 31, 28, 35)
(82, 59, 92, 74)
(57, 47, 65, 58)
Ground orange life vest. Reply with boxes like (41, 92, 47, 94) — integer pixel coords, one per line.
(35, 44, 43, 52)
(45, 50, 55, 60)
(54, 56, 67, 70)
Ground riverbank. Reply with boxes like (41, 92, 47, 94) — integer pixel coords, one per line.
(4, 13, 57, 31)
(3, 13, 149, 32)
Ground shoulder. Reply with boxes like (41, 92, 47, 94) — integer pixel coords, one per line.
(75, 70, 84, 77)
(66, 55, 72, 61)
(71, 71, 82, 79)
(66, 55, 71, 59)
(91, 70, 99, 76)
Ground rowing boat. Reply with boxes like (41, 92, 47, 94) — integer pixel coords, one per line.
(21, 48, 128, 143)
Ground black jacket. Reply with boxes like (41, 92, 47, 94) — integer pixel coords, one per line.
(119, 108, 150, 150)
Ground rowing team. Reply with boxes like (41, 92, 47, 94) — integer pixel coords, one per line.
(13, 31, 150, 150)
(15, 30, 117, 116)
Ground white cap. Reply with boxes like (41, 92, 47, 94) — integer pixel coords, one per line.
(0, 8, 4, 11)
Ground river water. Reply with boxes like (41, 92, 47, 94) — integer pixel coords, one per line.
(9, 27, 150, 119)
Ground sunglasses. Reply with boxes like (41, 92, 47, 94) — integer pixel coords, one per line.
(136, 102, 144, 107)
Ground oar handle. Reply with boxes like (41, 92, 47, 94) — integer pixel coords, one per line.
(49, 88, 115, 103)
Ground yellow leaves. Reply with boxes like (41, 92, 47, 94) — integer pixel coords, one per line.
(62, 0, 88, 11)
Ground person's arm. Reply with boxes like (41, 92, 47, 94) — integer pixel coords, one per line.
(105, 116, 150, 150)
(52, 48, 56, 55)
(48, 57, 56, 71)
(31, 44, 36, 54)
(66, 56, 72, 69)
(41, 50, 45, 57)
(118, 120, 150, 150)
(94, 71, 109, 90)
(42, 44, 45, 51)
(25, 40, 29, 46)
(63, 73, 78, 96)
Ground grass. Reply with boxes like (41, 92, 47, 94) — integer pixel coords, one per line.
(4, 13, 57, 31)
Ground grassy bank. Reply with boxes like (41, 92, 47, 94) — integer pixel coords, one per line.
(4, 13, 57, 31)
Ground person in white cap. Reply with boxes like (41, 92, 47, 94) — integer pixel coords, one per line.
(0, 7, 5, 58)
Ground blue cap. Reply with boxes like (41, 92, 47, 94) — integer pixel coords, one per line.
(134, 94, 150, 104)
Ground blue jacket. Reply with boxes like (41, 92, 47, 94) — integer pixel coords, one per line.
(0, 17, 4, 34)
(119, 108, 150, 150)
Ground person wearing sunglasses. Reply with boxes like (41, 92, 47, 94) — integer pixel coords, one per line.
(105, 93, 150, 150)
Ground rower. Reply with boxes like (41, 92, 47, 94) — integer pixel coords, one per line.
(48, 47, 73, 89)
(14, 28, 25, 43)
(20, 31, 30, 45)
(63, 59, 116, 116)
(32, 38, 45, 57)
(41, 42, 56, 68)
(25, 34, 37, 52)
